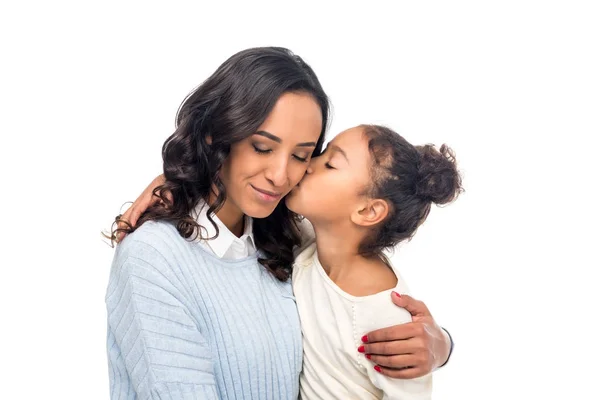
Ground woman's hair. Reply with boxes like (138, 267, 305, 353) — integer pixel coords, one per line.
(114, 47, 330, 281)
(358, 124, 463, 257)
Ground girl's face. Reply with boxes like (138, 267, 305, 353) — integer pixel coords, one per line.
(220, 92, 323, 220)
(286, 126, 373, 224)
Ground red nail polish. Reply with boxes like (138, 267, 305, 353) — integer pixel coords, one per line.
(393, 291, 401, 298)
(366, 354, 371, 360)
(361, 335, 368, 343)
(358, 345, 365, 353)
(374, 365, 382, 373)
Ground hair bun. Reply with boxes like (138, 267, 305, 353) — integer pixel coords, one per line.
(415, 144, 463, 205)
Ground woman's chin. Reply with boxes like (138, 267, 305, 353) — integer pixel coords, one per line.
(284, 194, 301, 214)
(242, 202, 280, 219)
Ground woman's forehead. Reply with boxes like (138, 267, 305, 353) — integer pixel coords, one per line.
(258, 92, 323, 143)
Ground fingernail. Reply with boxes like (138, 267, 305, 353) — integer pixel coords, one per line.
(358, 345, 365, 353)
(361, 335, 368, 343)
(374, 365, 382, 373)
(393, 291, 401, 298)
(366, 354, 371, 360)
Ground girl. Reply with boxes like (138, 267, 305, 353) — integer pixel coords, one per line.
(286, 125, 462, 399)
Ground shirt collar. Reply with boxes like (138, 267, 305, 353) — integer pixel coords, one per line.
(192, 200, 256, 258)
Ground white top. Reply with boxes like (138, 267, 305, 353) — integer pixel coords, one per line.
(192, 200, 256, 260)
(292, 243, 433, 400)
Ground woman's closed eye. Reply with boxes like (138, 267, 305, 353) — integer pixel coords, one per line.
(253, 144, 272, 154)
(253, 144, 309, 163)
(325, 162, 335, 169)
(293, 154, 309, 162)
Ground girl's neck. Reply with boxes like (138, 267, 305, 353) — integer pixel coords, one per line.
(312, 220, 398, 297)
(312, 221, 366, 280)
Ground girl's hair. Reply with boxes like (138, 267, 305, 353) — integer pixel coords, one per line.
(358, 124, 463, 256)
(114, 47, 330, 281)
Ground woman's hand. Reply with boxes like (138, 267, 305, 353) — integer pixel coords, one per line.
(115, 174, 167, 242)
(360, 293, 451, 379)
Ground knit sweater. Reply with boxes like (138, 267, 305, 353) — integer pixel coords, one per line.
(106, 221, 302, 399)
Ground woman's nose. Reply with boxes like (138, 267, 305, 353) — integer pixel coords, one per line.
(265, 158, 289, 187)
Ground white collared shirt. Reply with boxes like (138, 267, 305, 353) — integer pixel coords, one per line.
(192, 200, 256, 260)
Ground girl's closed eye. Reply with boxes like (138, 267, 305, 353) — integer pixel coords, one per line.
(325, 162, 335, 169)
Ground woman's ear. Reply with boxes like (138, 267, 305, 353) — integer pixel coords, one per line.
(350, 199, 389, 227)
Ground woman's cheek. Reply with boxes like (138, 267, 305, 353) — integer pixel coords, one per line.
(289, 165, 309, 187)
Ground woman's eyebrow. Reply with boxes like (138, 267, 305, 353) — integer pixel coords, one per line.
(255, 130, 316, 147)
(297, 141, 317, 147)
(255, 130, 281, 143)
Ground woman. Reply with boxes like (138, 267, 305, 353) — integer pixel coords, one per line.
(107, 47, 452, 399)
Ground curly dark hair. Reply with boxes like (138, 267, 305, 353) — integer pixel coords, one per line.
(113, 47, 330, 281)
(358, 124, 463, 257)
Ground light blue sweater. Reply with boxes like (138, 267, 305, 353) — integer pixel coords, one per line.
(106, 221, 302, 399)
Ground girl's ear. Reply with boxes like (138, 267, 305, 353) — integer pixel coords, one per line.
(350, 198, 389, 227)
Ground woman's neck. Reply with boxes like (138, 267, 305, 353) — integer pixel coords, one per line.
(207, 194, 245, 237)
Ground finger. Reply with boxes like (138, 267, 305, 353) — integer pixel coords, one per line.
(374, 365, 427, 379)
(115, 207, 134, 240)
(391, 292, 431, 317)
(364, 322, 424, 343)
(120, 207, 133, 224)
(121, 192, 152, 228)
(164, 190, 173, 204)
(361, 336, 420, 355)
(114, 216, 132, 243)
(127, 205, 144, 228)
(365, 354, 417, 369)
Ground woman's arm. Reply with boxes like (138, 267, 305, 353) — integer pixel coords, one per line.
(359, 292, 452, 379)
(362, 306, 433, 400)
(106, 238, 218, 399)
(356, 292, 433, 399)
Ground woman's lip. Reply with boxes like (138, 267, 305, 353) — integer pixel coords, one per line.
(250, 185, 282, 199)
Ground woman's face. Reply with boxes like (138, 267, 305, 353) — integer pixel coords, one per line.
(285, 126, 373, 224)
(220, 92, 323, 219)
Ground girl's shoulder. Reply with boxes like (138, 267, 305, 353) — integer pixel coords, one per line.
(293, 218, 316, 257)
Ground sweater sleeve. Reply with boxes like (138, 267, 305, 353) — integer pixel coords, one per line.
(106, 239, 218, 399)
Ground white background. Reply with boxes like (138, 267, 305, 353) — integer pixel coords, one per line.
(1, 1, 599, 399)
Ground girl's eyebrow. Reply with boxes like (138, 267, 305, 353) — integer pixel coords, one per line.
(329, 144, 348, 161)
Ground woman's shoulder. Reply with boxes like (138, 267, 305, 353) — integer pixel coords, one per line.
(107, 221, 190, 302)
(113, 220, 185, 266)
